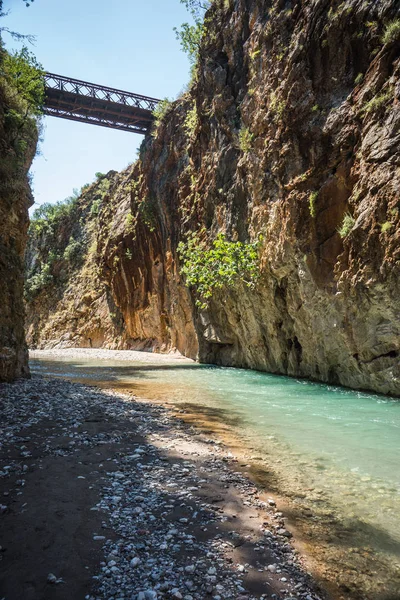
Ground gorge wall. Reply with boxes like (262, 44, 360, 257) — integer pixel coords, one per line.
(26, 0, 400, 395)
(0, 46, 38, 381)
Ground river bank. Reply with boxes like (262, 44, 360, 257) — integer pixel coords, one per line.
(0, 365, 322, 600)
(26, 349, 400, 600)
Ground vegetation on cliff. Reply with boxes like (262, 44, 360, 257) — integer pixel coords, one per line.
(26, 0, 400, 399)
(25, 170, 130, 349)
(25, 175, 111, 301)
(0, 25, 43, 379)
(0, 43, 43, 204)
(178, 232, 261, 308)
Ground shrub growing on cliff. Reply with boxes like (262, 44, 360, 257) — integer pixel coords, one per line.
(63, 238, 83, 263)
(177, 232, 261, 308)
(382, 20, 400, 45)
(94, 177, 110, 202)
(184, 102, 199, 138)
(338, 213, 355, 238)
(174, 1, 210, 64)
(380, 221, 392, 233)
(0, 44, 44, 190)
(309, 191, 318, 218)
(138, 196, 157, 232)
(1, 46, 44, 116)
(269, 92, 286, 120)
(174, 0, 211, 82)
(362, 88, 392, 115)
(238, 126, 253, 153)
(152, 98, 173, 134)
(25, 263, 53, 300)
(30, 191, 80, 237)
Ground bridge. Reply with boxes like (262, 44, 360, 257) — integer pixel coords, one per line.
(43, 73, 161, 134)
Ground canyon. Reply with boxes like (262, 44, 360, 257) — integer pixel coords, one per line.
(7, 0, 400, 397)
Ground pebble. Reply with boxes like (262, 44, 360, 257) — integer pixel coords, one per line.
(0, 367, 321, 600)
(130, 557, 141, 567)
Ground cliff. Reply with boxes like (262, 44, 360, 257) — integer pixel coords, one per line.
(26, 0, 400, 395)
(25, 173, 128, 349)
(0, 45, 38, 381)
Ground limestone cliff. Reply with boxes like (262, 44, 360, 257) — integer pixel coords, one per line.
(26, 0, 400, 395)
(25, 172, 129, 349)
(0, 46, 38, 381)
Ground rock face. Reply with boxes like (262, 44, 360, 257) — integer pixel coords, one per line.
(25, 173, 129, 350)
(0, 50, 38, 381)
(26, 0, 400, 395)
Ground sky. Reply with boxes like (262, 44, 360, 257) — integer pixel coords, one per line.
(2, 0, 193, 211)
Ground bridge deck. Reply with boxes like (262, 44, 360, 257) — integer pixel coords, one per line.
(43, 73, 161, 134)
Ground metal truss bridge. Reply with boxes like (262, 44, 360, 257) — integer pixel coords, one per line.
(43, 73, 161, 134)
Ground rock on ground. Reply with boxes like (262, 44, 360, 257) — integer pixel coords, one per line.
(0, 375, 322, 600)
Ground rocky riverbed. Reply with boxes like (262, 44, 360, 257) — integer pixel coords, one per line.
(0, 372, 323, 600)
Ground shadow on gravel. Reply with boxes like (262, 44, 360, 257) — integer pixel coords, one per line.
(0, 377, 318, 600)
(4, 372, 400, 600)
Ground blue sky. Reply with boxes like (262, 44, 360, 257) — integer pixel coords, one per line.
(2, 0, 193, 211)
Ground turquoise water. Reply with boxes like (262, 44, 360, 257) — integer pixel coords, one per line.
(31, 356, 400, 576)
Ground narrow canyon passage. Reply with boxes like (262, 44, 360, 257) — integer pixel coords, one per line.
(1, 1, 399, 599)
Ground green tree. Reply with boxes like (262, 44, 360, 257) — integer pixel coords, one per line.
(1, 46, 44, 115)
(174, 0, 211, 66)
(178, 232, 261, 308)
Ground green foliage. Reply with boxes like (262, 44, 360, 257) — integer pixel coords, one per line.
(184, 102, 199, 138)
(174, 0, 210, 71)
(138, 196, 157, 232)
(152, 98, 173, 133)
(311, 104, 319, 113)
(249, 48, 261, 61)
(238, 126, 253, 153)
(94, 177, 110, 201)
(382, 19, 400, 44)
(327, 3, 351, 21)
(298, 171, 308, 182)
(25, 263, 53, 300)
(380, 221, 392, 233)
(338, 213, 355, 238)
(0, 45, 43, 189)
(95, 172, 106, 179)
(177, 232, 261, 308)
(125, 212, 135, 233)
(1, 46, 44, 115)
(174, 21, 205, 65)
(269, 92, 286, 119)
(362, 89, 392, 115)
(30, 190, 80, 237)
(179, 0, 210, 20)
(90, 199, 101, 217)
(63, 238, 83, 263)
(125, 248, 133, 260)
(354, 72, 363, 85)
(309, 191, 318, 218)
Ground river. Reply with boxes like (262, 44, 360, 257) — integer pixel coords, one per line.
(30, 351, 400, 599)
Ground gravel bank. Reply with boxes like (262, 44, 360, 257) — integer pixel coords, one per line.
(0, 373, 323, 600)
(29, 348, 193, 364)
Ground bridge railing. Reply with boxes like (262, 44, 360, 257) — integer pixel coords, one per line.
(44, 73, 160, 112)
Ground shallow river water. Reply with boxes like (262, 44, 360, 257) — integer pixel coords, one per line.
(30, 353, 400, 598)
